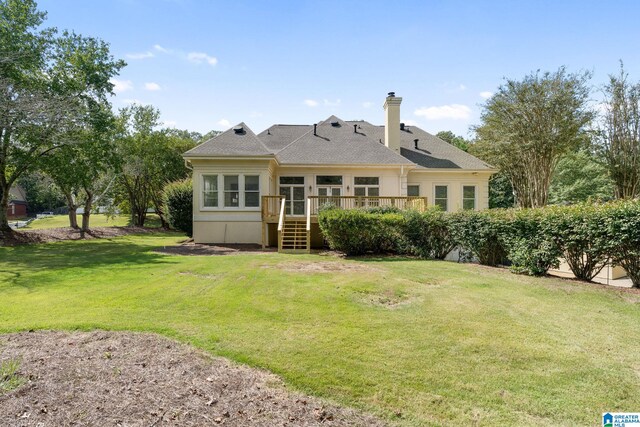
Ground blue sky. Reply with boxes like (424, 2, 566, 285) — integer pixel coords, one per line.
(39, 0, 640, 138)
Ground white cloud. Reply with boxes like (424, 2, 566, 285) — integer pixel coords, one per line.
(362, 102, 373, 108)
(458, 84, 467, 91)
(163, 120, 177, 127)
(110, 79, 133, 93)
(400, 119, 419, 126)
(414, 104, 471, 120)
(126, 51, 154, 60)
(479, 91, 493, 99)
(217, 119, 231, 128)
(303, 99, 318, 107)
(144, 82, 161, 91)
(187, 52, 218, 66)
(323, 98, 341, 107)
(153, 44, 171, 53)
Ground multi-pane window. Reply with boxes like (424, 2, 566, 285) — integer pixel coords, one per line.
(244, 175, 260, 207)
(407, 185, 420, 197)
(203, 175, 218, 207)
(434, 185, 448, 211)
(224, 175, 239, 207)
(203, 174, 261, 209)
(463, 185, 476, 210)
(354, 177, 379, 197)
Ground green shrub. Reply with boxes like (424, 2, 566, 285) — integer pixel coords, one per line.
(601, 200, 640, 287)
(402, 208, 455, 259)
(318, 209, 405, 255)
(544, 204, 609, 281)
(163, 179, 193, 237)
(449, 209, 507, 266)
(501, 208, 561, 276)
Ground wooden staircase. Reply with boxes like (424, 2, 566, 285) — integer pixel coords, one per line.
(279, 220, 309, 253)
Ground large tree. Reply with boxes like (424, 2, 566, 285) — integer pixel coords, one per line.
(600, 63, 640, 199)
(435, 130, 470, 152)
(548, 148, 614, 204)
(0, 0, 124, 233)
(116, 105, 195, 227)
(472, 67, 594, 208)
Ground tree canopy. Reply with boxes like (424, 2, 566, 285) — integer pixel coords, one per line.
(472, 67, 594, 208)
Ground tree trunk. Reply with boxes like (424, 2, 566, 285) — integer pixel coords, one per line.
(0, 183, 12, 234)
(81, 190, 93, 232)
(64, 191, 80, 229)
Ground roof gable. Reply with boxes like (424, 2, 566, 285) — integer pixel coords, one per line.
(184, 122, 272, 157)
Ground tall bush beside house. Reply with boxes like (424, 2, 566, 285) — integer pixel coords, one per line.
(500, 208, 561, 276)
(163, 179, 193, 237)
(544, 204, 609, 281)
(601, 200, 640, 287)
(449, 209, 507, 266)
(318, 209, 405, 255)
(402, 208, 456, 259)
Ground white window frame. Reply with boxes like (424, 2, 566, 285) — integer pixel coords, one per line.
(462, 184, 477, 211)
(433, 184, 449, 212)
(353, 176, 380, 197)
(202, 174, 219, 208)
(200, 173, 261, 211)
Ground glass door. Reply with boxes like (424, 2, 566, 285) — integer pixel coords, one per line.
(317, 186, 342, 207)
(279, 177, 305, 216)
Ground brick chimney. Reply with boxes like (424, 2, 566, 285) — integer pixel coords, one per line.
(383, 92, 402, 153)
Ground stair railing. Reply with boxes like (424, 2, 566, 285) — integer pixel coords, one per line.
(277, 197, 287, 252)
(306, 197, 312, 253)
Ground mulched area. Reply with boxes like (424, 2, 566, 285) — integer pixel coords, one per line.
(0, 331, 387, 427)
(155, 241, 276, 256)
(0, 227, 158, 246)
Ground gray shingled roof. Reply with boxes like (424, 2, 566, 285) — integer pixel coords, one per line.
(183, 116, 493, 170)
(347, 121, 493, 170)
(184, 122, 272, 157)
(275, 116, 413, 165)
(257, 125, 312, 152)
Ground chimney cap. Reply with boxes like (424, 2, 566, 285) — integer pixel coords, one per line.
(387, 91, 396, 97)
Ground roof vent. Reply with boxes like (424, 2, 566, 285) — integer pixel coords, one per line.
(313, 124, 317, 135)
(331, 121, 340, 127)
(388, 92, 395, 97)
(233, 126, 244, 134)
(400, 123, 405, 131)
(414, 139, 419, 149)
(353, 124, 357, 133)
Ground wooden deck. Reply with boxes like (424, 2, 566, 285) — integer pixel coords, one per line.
(261, 195, 429, 252)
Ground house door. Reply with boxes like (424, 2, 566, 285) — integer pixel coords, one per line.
(317, 186, 342, 207)
(279, 177, 305, 216)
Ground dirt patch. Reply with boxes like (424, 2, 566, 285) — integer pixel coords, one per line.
(355, 289, 417, 309)
(264, 261, 381, 274)
(0, 227, 159, 246)
(0, 331, 387, 427)
(155, 241, 275, 256)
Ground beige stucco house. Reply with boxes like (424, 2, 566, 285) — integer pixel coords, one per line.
(183, 93, 496, 251)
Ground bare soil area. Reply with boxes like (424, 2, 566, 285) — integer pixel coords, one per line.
(0, 227, 157, 246)
(0, 331, 387, 427)
(154, 241, 276, 256)
(263, 261, 381, 274)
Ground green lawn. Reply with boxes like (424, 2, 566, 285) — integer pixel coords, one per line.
(23, 214, 161, 229)
(0, 233, 639, 426)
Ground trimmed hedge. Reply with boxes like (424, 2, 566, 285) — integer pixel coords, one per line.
(448, 209, 507, 267)
(163, 179, 193, 237)
(317, 200, 640, 287)
(317, 208, 405, 255)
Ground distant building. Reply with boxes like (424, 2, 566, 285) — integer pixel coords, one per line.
(7, 185, 28, 219)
